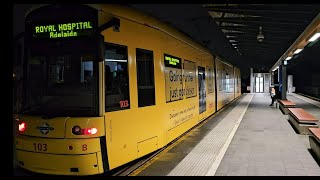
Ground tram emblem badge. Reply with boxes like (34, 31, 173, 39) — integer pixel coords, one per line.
(37, 122, 54, 135)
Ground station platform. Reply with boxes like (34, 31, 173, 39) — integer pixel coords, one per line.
(131, 93, 320, 176)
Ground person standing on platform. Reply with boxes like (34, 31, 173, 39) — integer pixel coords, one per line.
(270, 85, 281, 106)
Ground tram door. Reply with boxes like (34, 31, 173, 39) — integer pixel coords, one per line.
(198, 66, 206, 115)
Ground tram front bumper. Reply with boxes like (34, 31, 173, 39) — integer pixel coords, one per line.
(15, 135, 104, 175)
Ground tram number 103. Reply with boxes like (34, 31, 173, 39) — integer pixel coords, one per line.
(33, 143, 48, 152)
(119, 100, 129, 108)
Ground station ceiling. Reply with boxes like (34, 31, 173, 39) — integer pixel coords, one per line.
(14, 4, 320, 77)
(129, 4, 320, 75)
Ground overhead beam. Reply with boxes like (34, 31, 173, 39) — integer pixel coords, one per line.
(206, 5, 318, 15)
(220, 22, 307, 30)
(218, 3, 228, 26)
(237, 35, 292, 40)
(213, 17, 307, 25)
(214, 16, 308, 23)
(218, 22, 247, 26)
(233, 40, 293, 45)
(238, 49, 282, 54)
(225, 33, 294, 40)
(237, 49, 285, 54)
(220, 26, 301, 34)
(240, 53, 278, 58)
(221, 29, 245, 33)
(236, 44, 285, 50)
(235, 43, 286, 48)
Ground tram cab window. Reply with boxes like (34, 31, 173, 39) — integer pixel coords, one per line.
(24, 54, 98, 117)
(105, 43, 130, 112)
(136, 48, 155, 107)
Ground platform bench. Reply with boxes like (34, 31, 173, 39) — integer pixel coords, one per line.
(308, 128, 320, 161)
(288, 108, 318, 135)
(278, 100, 296, 115)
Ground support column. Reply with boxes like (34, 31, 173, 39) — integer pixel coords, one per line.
(250, 68, 254, 93)
(288, 75, 293, 94)
(281, 64, 287, 100)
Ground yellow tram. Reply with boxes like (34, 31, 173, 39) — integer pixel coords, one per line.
(15, 4, 241, 175)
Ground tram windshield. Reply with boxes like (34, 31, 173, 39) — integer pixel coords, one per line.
(23, 53, 99, 117)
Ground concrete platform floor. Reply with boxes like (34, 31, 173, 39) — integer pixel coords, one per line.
(133, 93, 320, 176)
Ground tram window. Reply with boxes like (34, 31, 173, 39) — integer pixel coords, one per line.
(105, 43, 130, 112)
(184, 60, 196, 98)
(136, 48, 155, 107)
(207, 66, 214, 94)
(24, 54, 98, 116)
(221, 70, 227, 92)
(226, 73, 230, 92)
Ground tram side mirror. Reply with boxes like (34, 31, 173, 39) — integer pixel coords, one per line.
(113, 25, 120, 32)
(98, 17, 120, 33)
(113, 18, 120, 32)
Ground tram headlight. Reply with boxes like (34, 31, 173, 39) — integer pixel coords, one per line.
(72, 125, 98, 135)
(18, 122, 27, 133)
(72, 125, 82, 135)
(85, 128, 98, 135)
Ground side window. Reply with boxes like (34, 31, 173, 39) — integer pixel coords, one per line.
(105, 43, 130, 112)
(220, 70, 226, 91)
(221, 69, 227, 92)
(207, 66, 214, 94)
(218, 69, 222, 91)
(238, 76, 241, 93)
(184, 60, 196, 98)
(136, 48, 155, 107)
(226, 72, 230, 92)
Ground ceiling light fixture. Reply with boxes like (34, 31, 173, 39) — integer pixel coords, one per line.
(307, 28, 320, 42)
(293, 47, 303, 54)
(257, 26, 264, 42)
(272, 66, 279, 71)
(285, 56, 292, 60)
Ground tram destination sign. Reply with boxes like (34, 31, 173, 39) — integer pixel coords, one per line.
(32, 21, 95, 39)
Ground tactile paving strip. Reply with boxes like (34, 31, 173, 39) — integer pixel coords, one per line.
(168, 94, 253, 176)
